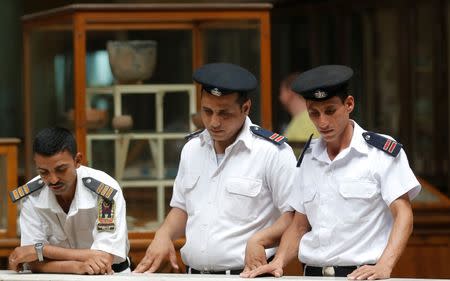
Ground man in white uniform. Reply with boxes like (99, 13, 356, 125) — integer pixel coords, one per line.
(242, 65, 421, 279)
(134, 63, 297, 274)
(8, 127, 129, 274)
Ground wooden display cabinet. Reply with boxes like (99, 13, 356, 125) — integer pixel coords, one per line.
(21, 3, 273, 237)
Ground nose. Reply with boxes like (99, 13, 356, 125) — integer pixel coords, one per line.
(317, 115, 329, 129)
(210, 114, 221, 128)
(47, 173, 59, 185)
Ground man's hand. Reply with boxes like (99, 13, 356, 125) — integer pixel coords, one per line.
(242, 236, 268, 274)
(133, 235, 179, 273)
(78, 257, 114, 275)
(8, 245, 38, 271)
(348, 264, 392, 280)
(240, 258, 284, 278)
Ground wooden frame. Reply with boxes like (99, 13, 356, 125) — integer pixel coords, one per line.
(22, 3, 273, 178)
(0, 139, 20, 239)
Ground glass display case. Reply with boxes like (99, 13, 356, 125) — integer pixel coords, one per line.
(22, 3, 273, 233)
(0, 139, 19, 239)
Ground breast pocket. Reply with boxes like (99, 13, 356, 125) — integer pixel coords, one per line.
(222, 178, 262, 223)
(46, 224, 68, 246)
(182, 174, 200, 216)
(338, 181, 379, 223)
(301, 187, 318, 222)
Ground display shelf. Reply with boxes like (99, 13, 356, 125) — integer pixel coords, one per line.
(87, 84, 195, 224)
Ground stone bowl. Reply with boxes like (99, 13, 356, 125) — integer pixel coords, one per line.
(107, 40, 157, 84)
(67, 109, 109, 130)
(112, 115, 133, 132)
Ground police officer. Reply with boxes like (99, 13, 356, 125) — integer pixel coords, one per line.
(134, 63, 297, 274)
(8, 127, 129, 274)
(242, 65, 421, 279)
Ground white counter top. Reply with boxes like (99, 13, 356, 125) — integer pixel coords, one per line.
(0, 271, 447, 281)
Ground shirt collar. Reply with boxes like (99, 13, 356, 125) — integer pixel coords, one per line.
(311, 120, 368, 162)
(349, 120, 369, 155)
(34, 166, 97, 213)
(199, 116, 253, 151)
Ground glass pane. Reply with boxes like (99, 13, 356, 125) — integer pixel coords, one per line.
(124, 187, 158, 231)
(85, 29, 194, 231)
(124, 185, 174, 232)
(373, 9, 400, 136)
(412, 3, 434, 175)
(201, 20, 261, 123)
(0, 155, 6, 230)
(30, 30, 74, 135)
(88, 140, 115, 175)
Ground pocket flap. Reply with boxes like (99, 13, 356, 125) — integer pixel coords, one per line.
(339, 181, 377, 199)
(302, 187, 317, 203)
(225, 178, 262, 197)
(182, 174, 200, 190)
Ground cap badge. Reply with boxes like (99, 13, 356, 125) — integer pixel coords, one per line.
(314, 90, 327, 99)
(210, 88, 222, 96)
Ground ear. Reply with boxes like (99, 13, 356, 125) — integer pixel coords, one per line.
(74, 152, 83, 168)
(242, 99, 251, 115)
(345, 96, 355, 113)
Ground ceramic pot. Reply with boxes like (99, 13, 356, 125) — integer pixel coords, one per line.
(107, 40, 157, 84)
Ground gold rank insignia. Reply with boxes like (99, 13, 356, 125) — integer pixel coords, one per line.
(9, 178, 45, 203)
(97, 197, 115, 232)
(82, 177, 117, 202)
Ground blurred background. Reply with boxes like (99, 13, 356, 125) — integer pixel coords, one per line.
(0, 0, 448, 278)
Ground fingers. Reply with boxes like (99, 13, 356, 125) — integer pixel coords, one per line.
(134, 256, 154, 273)
(348, 265, 382, 280)
(146, 256, 163, 273)
(168, 248, 179, 272)
(241, 265, 251, 274)
(8, 256, 19, 272)
(240, 264, 281, 278)
(83, 257, 113, 275)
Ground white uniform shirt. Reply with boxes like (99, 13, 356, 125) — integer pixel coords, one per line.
(290, 121, 421, 267)
(20, 165, 129, 264)
(170, 117, 296, 271)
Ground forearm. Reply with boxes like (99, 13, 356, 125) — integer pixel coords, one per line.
(29, 260, 83, 274)
(377, 195, 413, 270)
(154, 207, 187, 241)
(43, 245, 113, 264)
(273, 212, 310, 267)
(250, 211, 294, 248)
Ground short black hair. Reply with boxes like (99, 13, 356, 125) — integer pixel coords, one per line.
(336, 90, 350, 103)
(33, 127, 77, 158)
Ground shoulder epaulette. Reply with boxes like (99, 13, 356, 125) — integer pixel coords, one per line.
(184, 129, 204, 141)
(362, 132, 402, 157)
(10, 178, 45, 203)
(250, 126, 287, 145)
(297, 134, 313, 167)
(82, 177, 117, 202)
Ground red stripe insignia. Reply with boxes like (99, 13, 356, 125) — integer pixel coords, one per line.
(269, 133, 279, 140)
(383, 139, 391, 151)
(388, 141, 397, 153)
(275, 135, 284, 142)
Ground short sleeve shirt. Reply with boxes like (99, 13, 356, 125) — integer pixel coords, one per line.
(19, 165, 129, 264)
(289, 121, 421, 266)
(170, 117, 297, 271)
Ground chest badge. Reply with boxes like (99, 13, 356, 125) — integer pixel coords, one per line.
(97, 198, 115, 232)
